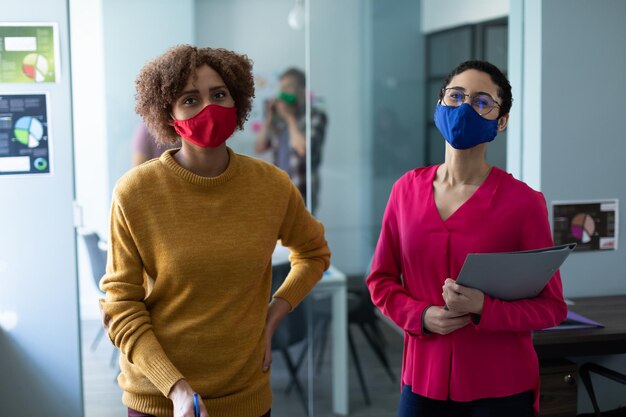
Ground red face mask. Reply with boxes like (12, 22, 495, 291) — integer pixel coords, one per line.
(173, 105, 238, 148)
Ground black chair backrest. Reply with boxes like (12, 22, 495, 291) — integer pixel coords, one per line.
(81, 232, 107, 293)
(271, 261, 308, 349)
(350, 255, 378, 321)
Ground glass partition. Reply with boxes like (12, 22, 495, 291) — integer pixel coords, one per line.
(306, 0, 422, 415)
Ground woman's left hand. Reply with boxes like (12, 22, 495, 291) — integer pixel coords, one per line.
(262, 298, 292, 372)
(442, 278, 485, 315)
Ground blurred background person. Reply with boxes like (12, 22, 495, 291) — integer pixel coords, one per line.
(132, 122, 179, 166)
(255, 68, 327, 214)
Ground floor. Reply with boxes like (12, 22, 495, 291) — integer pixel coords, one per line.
(81, 318, 404, 417)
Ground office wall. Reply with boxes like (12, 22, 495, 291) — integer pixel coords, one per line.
(102, 0, 195, 197)
(70, 0, 110, 320)
(71, 0, 194, 320)
(512, 0, 626, 411)
(421, 0, 509, 33)
(0, 1, 83, 416)
(540, 0, 626, 299)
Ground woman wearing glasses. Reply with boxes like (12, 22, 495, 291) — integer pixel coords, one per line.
(367, 61, 567, 417)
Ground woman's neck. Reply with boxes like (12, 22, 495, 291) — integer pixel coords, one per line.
(440, 144, 491, 186)
(173, 142, 230, 178)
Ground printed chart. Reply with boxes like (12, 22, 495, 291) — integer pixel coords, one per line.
(0, 94, 51, 175)
(0, 23, 59, 83)
(553, 201, 618, 251)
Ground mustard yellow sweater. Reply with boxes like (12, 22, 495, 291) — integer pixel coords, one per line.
(100, 148, 330, 417)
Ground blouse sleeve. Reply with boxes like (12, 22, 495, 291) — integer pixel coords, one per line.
(99, 193, 184, 397)
(366, 184, 432, 337)
(474, 191, 568, 332)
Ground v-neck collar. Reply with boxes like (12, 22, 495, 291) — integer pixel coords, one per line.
(429, 164, 499, 226)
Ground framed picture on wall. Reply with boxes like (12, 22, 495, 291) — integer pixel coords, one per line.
(0, 93, 52, 176)
(0, 22, 60, 83)
(552, 200, 619, 251)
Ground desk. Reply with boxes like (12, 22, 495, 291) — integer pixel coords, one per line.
(314, 266, 348, 416)
(380, 295, 626, 416)
(533, 296, 626, 416)
(533, 295, 626, 359)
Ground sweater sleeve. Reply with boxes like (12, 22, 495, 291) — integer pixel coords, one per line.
(273, 182, 331, 309)
(366, 184, 432, 337)
(99, 193, 184, 396)
(475, 191, 568, 332)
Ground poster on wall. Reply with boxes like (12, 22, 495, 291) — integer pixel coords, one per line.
(552, 200, 619, 251)
(0, 93, 52, 176)
(0, 22, 60, 83)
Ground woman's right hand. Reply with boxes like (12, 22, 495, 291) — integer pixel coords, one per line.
(168, 379, 210, 417)
(423, 306, 471, 335)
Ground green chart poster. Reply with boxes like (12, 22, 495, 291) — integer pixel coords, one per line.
(0, 23, 59, 83)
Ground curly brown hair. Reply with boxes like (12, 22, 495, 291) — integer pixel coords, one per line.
(135, 44, 255, 144)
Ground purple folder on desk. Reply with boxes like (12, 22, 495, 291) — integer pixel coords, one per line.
(540, 310, 604, 331)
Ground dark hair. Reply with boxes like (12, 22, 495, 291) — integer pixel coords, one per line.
(135, 44, 255, 145)
(438, 60, 512, 118)
(280, 67, 306, 89)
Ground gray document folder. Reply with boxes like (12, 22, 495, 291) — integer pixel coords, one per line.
(456, 243, 576, 301)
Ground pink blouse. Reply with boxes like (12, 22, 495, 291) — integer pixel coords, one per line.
(366, 165, 567, 415)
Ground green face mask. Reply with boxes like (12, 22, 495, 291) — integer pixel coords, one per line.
(278, 91, 298, 105)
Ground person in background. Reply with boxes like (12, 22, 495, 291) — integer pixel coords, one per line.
(254, 68, 327, 214)
(367, 60, 567, 417)
(132, 122, 179, 166)
(100, 45, 330, 417)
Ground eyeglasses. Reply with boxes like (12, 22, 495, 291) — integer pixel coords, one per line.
(441, 87, 501, 118)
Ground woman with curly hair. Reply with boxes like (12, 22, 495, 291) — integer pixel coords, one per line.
(99, 44, 330, 417)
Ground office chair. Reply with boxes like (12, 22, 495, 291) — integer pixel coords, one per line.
(313, 259, 396, 406)
(79, 231, 119, 369)
(579, 362, 626, 417)
(271, 261, 309, 415)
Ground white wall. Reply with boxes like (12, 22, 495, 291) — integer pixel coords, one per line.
(70, 0, 110, 320)
(520, 0, 542, 191)
(102, 0, 195, 196)
(421, 0, 509, 33)
(0, 1, 83, 415)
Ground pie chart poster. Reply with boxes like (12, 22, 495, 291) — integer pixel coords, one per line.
(0, 94, 51, 176)
(0, 23, 59, 83)
(552, 200, 618, 251)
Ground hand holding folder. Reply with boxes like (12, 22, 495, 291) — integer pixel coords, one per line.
(456, 243, 576, 301)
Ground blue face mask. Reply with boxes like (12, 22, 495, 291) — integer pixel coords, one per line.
(434, 103, 499, 150)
